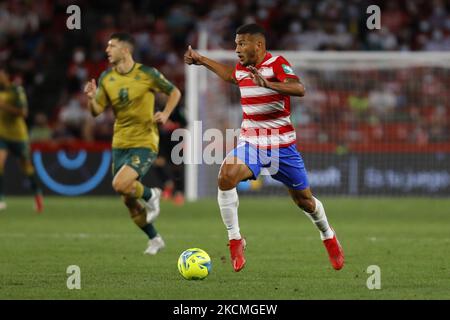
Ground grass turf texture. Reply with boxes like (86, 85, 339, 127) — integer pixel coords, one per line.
(0, 196, 449, 299)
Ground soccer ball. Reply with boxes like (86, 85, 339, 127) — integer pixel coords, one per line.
(177, 248, 212, 280)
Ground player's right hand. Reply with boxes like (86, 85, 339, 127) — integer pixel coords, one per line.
(184, 45, 202, 65)
(84, 79, 97, 99)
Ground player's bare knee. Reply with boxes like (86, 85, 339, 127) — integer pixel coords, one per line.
(303, 200, 316, 213)
(293, 195, 315, 213)
(218, 174, 234, 190)
(218, 169, 238, 190)
(112, 178, 129, 194)
(112, 179, 121, 193)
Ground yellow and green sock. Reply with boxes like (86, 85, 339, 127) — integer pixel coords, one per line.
(133, 181, 152, 201)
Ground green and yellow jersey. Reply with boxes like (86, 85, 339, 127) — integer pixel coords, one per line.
(0, 85, 28, 142)
(95, 63, 175, 152)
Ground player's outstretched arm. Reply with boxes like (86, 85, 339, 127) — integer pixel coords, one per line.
(184, 45, 236, 84)
(154, 86, 181, 125)
(248, 66, 305, 97)
(84, 79, 105, 117)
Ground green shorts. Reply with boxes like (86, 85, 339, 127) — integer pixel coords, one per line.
(0, 138, 31, 160)
(112, 148, 157, 179)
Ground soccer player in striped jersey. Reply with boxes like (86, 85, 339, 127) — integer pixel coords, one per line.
(184, 24, 344, 272)
(0, 67, 43, 212)
(84, 33, 181, 255)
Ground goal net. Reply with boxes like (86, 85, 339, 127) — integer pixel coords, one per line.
(184, 51, 450, 200)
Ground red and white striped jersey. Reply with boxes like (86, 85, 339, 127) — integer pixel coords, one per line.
(233, 52, 299, 148)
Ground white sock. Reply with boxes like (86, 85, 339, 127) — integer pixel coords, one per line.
(304, 197, 334, 240)
(218, 187, 241, 240)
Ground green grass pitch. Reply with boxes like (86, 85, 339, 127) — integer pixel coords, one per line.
(0, 196, 449, 299)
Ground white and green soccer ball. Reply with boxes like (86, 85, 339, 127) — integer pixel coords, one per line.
(177, 248, 212, 280)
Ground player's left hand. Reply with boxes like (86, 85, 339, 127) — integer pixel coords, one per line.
(248, 66, 269, 88)
(154, 111, 170, 125)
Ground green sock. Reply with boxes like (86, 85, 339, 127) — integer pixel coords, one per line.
(143, 186, 152, 202)
(0, 174, 4, 201)
(141, 223, 157, 239)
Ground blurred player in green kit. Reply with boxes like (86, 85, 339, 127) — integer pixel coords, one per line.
(0, 67, 43, 213)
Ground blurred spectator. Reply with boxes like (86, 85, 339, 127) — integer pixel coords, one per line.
(428, 105, 449, 142)
(93, 108, 114, 142)
(1, 0, 449, 199)
(94, 14, 118, 48)
(67, 47, 89, 93)
(29, 112, 52, 142)
(0, 1, 39, 36)
(348, 90, 369, 121)
(57, 93, 94, 141)
(368, 85, 397, 120)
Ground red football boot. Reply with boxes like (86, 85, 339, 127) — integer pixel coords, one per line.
(228, 238, 246, 272)
(34, 194, 44, 213)
(162, 186, 173, 201)
(172, 192, 185, 206)
(323, 229, 344, 270)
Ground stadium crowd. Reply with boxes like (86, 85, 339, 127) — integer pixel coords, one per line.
(1, 0, 449, 196)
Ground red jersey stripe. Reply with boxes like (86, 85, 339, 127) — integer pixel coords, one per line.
(240, 124, 295, 136)
(242, 109, 290, 121)
(241, 95, 285, 105)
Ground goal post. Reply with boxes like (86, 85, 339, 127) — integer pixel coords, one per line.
(184, 51, 450, 200)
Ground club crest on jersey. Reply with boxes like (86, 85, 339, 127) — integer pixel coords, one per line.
(118, 88, 130, 106)
(282, 64, 294, 75)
